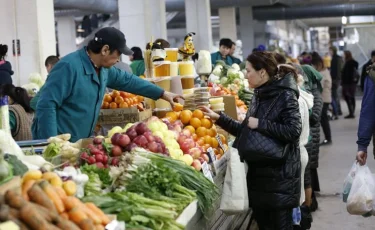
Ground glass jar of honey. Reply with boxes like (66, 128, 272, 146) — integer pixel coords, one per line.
(153, 61, 171, 77)
(165, 48, 179, 62)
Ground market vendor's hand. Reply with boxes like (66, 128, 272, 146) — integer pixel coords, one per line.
(248, 117, 259, 129)
(199, 106, 220, 121)
(356, 151, 367, 165)
(161, 91, 184, 108)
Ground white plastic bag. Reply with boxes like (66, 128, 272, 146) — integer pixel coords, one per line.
(220, 147, 249, 214)
(346, 165, 375, 215)
(343, 162, 359, 202)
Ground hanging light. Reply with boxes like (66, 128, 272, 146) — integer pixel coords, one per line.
(342, 16, 348, 25)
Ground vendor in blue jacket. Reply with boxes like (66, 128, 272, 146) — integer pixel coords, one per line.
(211, 38, 235, 66)
(356, 74, 375, 165)
(32, 27, 182, 142)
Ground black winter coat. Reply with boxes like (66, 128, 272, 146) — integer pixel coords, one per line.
(341, 59, 359, 85)
(305, 84, 322, 169)
(0, 61, 13, 85)
(216, 74, 302, 210)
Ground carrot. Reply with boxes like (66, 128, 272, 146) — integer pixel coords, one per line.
(79, 204, 102, 224)
(19, 204, 50, 230)
(5, 189, 26, 209)
(55, 216, 81, 230)
(54, 186, 67, 200)
(78, 219, 95, 230)
(68, 207, 88, 225)
(45, 224, 62, 230)
(9, 207, 20, 219)
(30, 203, 59, 223)
(39, 180, 65, 213)
(62, 196, 82, 211)
(60, 212, 69, 220)
(95, 224, 105, 230)
(22, 180, 36, 201)
(0, 204, 10, 221)
(85, 202, 110, 225)
(28, 184, 57, 213)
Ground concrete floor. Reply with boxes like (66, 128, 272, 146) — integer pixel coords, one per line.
(312, 100, 375, 230)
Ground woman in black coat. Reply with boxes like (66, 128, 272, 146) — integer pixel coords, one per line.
(341, 50, 359, 118)
(201, 51, 302, 229)
(0, 44, 13, 85)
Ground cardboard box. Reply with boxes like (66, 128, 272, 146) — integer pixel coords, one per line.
(211, 95, 237, 120)
(97, 107, 152, 126)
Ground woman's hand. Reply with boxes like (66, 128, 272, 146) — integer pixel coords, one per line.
(248, 117, 259, 129)
(356, 151, 367, 165)
(199, 106, 220, 121)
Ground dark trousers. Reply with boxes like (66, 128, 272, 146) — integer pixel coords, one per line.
(321, 103, 332, 141)
(252, 208, 293, 230)
(342, 84, 356, 116)
(331, 84, 342, 116)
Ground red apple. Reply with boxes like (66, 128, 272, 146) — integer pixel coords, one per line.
(133, 135, 148, 148)
(125, 128, 138, 141)
(125, 142, 138, 152)
(180, 141, 190, 153)
(111, 145, 122, 157)
(182, 129, 191, 137)
(147, 141, 159, 153)
(144, 132, 155, 142)
(188, 147, 202, 159)
(202, 153, 209, 162)
(192, 159, 202, 171)
(111, 133, 121, 145)
(135, 122, 150, 135)
(117, 134, 131, 147)
(178, 134, 188, 145)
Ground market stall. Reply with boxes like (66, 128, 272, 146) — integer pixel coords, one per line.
(0, 33, 253, 230)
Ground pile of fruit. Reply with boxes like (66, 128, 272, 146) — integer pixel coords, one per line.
(101, 90, 145, 111)
(79, 138, 121, 168)
(1, 169, 108, 230)
(164, 109, 228, 169)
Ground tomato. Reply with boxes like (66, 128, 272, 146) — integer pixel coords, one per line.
(115, 96, 124, 104)
(109, 102, 118, 109)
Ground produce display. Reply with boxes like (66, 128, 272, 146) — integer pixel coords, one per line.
(101, 90, 145, 111)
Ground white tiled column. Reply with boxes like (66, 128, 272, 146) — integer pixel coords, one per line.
(57, 16, 76, 57)
(118, 0, 167, 62)
(185, 0, 213, 51)
(240, 7, 255, 59)
(219, 7, 237, 41)
(0, 0, 56, 85)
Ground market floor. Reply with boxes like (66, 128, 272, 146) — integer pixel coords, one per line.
(312, 99, 375, 230)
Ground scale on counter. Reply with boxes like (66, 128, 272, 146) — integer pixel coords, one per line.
(16, 139, 49, 155)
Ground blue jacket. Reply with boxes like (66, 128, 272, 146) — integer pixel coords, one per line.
(211, 52, 234, 66)
(32, 48, 164, 142)
(357, 76, 375, 152)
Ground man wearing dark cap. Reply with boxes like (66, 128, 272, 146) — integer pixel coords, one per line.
(32, 27, 182, 142)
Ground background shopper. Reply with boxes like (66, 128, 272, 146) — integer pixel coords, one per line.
(341, 50, 359, 119)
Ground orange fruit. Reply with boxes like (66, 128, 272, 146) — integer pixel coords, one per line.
(185, 125, 195, 134)
(197, 137, 205, 146)
(204, 135, 212, 146)
(104, 94, 113, 103)
(101, 101, 109, 109)
(207, 129, 217, 137)
(180, 110, 192, 125)
(133, 97, 138, 104)
(219, 134, 227, 144)
(214, 148, 220, 155)
(137, 95, 144, 102)
(203, 144, 211, 152)
(115, 96, 124, 104)
(190, 118, 201, 129)
(218, 148, 224, 155)
(166, 112, 178, 122)
(120, 91, 127, 98)
(201, 118, 212, 129)
(119, 102, 129, 108)
(111, 90, 120, 98)
(192, 109, 204, 119)
(192, 134, 198, 141)
(211, 138, 219, 148)
(196, 127, 207, 137)
(109, 102, 118, 109)
(173, 103, 184, 112)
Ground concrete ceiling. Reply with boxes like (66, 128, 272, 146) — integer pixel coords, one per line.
(300, 17, 343, 27)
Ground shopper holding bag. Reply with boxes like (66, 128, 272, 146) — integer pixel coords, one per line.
(201, 51, 302, 230)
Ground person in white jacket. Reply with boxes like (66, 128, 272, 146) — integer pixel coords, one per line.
(297, 74, 314, 205)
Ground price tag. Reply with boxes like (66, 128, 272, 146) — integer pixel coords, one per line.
(202, 161, 214, 182)
(207, 147, 216, 162)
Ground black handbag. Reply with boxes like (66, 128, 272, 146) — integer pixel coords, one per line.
(236, 91, 291, 163)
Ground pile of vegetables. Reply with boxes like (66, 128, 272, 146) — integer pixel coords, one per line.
(1, 177, 108, 230)
(43, 134, 81, 165)
(110, 148, 219, 216)
(209, 62, 249, 91)
(80, 165, 111, 197)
